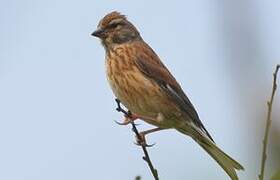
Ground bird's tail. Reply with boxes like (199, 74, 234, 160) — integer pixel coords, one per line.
(177, 127, 244, 180)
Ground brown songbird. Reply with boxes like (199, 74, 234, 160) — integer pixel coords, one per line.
(92, 11, 244, 180)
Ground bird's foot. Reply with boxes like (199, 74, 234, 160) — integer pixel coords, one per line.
(135, 132, 156, 147)
(115, 114, 139, 125)
(134, 128, 162, 147)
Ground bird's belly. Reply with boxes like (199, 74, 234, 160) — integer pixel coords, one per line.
(109, 72, 159, 115)
(106, 67, 169, 124)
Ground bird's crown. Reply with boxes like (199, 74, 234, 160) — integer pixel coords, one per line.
(98, 11, 127, 29)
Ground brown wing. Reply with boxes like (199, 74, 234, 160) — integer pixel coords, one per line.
(134, 43, 214, 142)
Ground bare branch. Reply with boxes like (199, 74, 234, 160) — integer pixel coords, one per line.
(115, 99, 160, 180)
(259, 64, 280, 180)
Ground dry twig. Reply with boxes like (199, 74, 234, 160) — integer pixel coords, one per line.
(259, 64, 280, 180)
(115, 99, 159, 180)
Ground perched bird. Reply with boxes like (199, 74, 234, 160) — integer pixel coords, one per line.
(92, 11, 244, 179)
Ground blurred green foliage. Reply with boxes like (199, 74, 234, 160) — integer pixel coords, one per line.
(271, 170, 280, 180)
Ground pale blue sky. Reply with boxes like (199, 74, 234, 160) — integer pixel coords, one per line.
(0, 0, 279, 180)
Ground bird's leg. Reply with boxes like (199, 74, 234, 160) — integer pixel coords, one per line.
(115, 98, 155, 125)
(116, 112, 161, 126)
(135, 127, 163, 147)
(115, 98, 138, 125)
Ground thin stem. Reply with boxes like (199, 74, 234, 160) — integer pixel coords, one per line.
(259, 64, 280, 180)
(115, 99, 159, 180)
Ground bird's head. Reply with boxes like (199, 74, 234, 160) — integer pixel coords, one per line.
(92, 11, 142, 49)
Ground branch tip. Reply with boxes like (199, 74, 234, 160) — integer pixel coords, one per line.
(259, 65, 280, 180)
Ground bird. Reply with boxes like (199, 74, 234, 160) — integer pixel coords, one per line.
(91, 11, 244, 180)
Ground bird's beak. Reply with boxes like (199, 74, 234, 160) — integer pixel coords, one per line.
(91, 28, 105, 38)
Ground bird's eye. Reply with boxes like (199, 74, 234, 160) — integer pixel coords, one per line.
(108, 23, 119, 29)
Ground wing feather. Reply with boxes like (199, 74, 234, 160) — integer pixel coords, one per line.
(134, 45, 214, 141)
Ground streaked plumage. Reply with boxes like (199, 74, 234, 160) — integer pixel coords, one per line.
(92, 11, 244, 180)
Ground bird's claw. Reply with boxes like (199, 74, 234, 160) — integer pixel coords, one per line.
(114, 119, 131, 125)
(115, 115, 137, 125)
(134, 140, 156, 148)
(134, 133, 156, 147)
